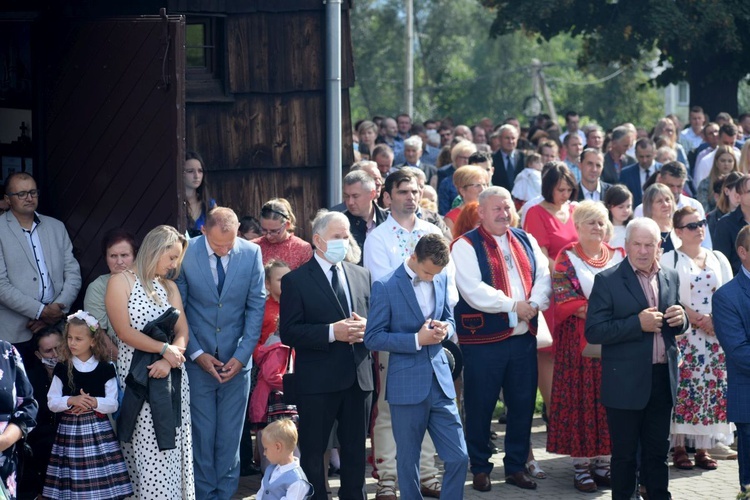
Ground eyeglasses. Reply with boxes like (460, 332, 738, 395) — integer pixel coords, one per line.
(261, 226, 286, 236)
(6, 189, 39, 199)
(463, 183, 488, 190)
(677, 219, 707, 231)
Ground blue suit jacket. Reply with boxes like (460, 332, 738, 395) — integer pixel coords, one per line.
(364, 263, 455, 405)
(619, 162, 661, 207)
(176, 235, 266, 368)
(712, 271, 750, 423)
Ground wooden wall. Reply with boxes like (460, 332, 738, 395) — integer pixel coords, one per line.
(183, 5, 355, 241)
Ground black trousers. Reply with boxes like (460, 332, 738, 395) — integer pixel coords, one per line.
(296, 383, 372, 500)
(606, 364, 673, 500)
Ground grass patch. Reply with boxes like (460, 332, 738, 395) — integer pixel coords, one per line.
(492, 390, 544, 419)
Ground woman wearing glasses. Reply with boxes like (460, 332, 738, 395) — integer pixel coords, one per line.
(443, 165, 488, 236)
(184, 151, 216, 238)
(252, 198, 312, 270)
(660, 206, 735, 471)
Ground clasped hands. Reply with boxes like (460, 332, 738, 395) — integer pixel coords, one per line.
(27, 302, 67, 334)
(639, 305, 684, 334)
(417, 318, 449, 346)
(67, 389, 98, 414)
(333, 312, 367, 344)
(515, 300, 539, 323)
(148, 344, 185, 379)
(195, 353, 244, 384)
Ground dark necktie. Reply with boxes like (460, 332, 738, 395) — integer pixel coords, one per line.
(330, 265, 350, 317)
(214, 253, 225, 294)
(506, 153, 514, 178)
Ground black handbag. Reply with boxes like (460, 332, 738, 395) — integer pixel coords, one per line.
(281, 347, 296, 404)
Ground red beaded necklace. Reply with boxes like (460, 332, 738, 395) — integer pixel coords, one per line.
(574, 242, 610, 268)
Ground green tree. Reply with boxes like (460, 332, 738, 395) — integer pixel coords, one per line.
(481, 0, 750, 117)
(350, 0, 664, 129)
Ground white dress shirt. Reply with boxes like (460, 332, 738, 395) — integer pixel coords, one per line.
(22, 215, 55, 319)
(403, 261, 436, 351)
(48, 356, 119, 414)
(451, 230, 551, 336)
(313, 253, 352, 343)
(580, 181, 603, 202)
(363, 214, 442, 281)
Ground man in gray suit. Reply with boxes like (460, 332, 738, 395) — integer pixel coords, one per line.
(0, 172, 81, 363)
(176, 207, 265, 500)
(586, 217, 687, 500)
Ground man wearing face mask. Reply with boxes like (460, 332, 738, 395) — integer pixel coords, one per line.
(20, 328, 63, 497)
(280, 210, 373, 500)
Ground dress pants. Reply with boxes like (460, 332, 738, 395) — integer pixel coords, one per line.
(390, 375, 468, 499)
(737, 422, 750, 491)
(296, 381, 372, 500)
(187, 362, 252, 500)
(371, 351, 441, 487)
(461, 333, 537, 476)
(606, 364, 673, 500)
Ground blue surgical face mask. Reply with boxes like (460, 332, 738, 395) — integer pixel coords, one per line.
(323, 238, 349, 264)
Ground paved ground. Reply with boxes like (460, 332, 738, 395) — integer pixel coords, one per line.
(234, 417, 742, 499)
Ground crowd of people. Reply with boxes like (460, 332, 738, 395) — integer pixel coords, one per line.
(0, 106, 750, 500)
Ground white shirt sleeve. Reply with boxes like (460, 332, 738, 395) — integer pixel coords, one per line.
(47, 375, 70, 413)
(451, 238, 515, 313)
(283, 479, 311, 500)
(526, 233, 552, 311)
(95, 377, 120, 414)
(363, 229, 394, 281)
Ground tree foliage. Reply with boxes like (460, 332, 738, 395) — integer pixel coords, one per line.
(481, 0, 750, 116)
(350, 0, 663, 129)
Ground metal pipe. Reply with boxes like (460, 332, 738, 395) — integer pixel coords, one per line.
(404, 0, 414, 117)
(325, 0, 343, 207)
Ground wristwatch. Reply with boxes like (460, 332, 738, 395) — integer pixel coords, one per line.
(529, 301, 539, 310)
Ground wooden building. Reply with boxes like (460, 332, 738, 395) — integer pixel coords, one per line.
(0, 0, 354, 297)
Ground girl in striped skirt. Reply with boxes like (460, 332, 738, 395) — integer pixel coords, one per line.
(43, 311, 133, 500)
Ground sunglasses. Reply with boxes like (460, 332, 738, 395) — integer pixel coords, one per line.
(677, 219, 707, 231)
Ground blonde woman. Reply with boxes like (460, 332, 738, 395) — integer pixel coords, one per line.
(105, 225, 195, 499)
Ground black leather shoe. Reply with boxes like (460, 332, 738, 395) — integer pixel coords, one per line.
(240, 463, 261, 476)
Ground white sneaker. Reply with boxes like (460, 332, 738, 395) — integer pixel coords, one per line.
(708, 442, 738, 460)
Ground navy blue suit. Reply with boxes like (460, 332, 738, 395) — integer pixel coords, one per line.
(619, 162, 661, 207)
(713, 270, 750, 490)
(365, 264, 468, 499)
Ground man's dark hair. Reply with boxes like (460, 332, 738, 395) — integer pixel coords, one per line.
(580, 148, 603, 163)
(410, 123, 426, 136)
(720, 123, 738, 137)
(690, 106, 704, 115)
(414, 233, 450, 267)
(736, 225, 750, 252)
(383, 169, 416, 195)
(635, 138, 655, 151)
(468, 151, 492, 164)
(423, 119, 439, 128)
(658, 161, 687, 180)
(239, 216, 262, 235)
(565, 111, 579, 121)
(371, 143, 394, 160)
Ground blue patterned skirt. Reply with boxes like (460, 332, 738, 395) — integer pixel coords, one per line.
(43, 412, 133, 500)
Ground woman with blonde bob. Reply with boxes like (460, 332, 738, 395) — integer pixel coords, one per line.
(445, 165, 489, 233)
(105, 225, 195, 499)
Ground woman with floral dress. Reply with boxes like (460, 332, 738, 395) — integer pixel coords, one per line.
(0, 341, 37, 499)
(660, 206, 734, 470)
